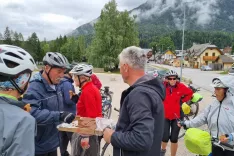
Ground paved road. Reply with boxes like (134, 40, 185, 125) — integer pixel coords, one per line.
(150, 63, 222, 93)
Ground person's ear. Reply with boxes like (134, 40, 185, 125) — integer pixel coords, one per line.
(44, 65, 51, 72)
(123, 64, 128, 72)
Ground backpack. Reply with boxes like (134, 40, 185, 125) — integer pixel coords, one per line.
(184, 128, 212, 155)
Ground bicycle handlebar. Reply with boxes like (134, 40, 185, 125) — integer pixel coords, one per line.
(188, 84, 200, 93)
(212, 137, 234, 149)
(114, 107, 120, 112)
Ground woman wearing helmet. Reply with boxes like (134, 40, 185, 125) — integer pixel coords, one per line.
(0, 44, 37, 155)
(70, 64, 102, 156)
(161, 70, 193, 156)
(179, 75, 234, 156)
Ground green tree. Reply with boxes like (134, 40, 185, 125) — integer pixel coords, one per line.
(4, 26, 12, 44)
(41, 43, 50, 57)
(49, 40, 57, 52)
(25, 32, 42, 61)
(61, 37, 81, 62)
(88, 0, 139, 69)
(158, 36, 175, 52)
(63, 35, 67, 44)
(78, 35, 86, 57)
(58, 35, 63, 51)
(13, 31, 20, 46)
(149, 41, 159, 62)
(42, 43, 50, 52)
(0, 33, 3, 44)
(18, 33, 24, 41)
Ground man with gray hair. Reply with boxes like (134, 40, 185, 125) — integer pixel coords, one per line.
(103, 46, 165, 156)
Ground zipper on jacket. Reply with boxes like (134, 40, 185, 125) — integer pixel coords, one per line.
(216, 101, 222, 138)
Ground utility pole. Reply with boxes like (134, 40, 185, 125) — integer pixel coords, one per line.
(180, 3, 186, 79)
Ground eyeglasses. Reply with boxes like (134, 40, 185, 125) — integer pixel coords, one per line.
(168, 78, 176, 80)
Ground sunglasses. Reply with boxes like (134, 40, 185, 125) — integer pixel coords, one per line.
(168, 78, 177, 80)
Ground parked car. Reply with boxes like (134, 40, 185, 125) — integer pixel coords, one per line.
(228, 67, 234, 75)
(145, 69, 169, 81)
(145, 69, 158, 77)
(200, 65, 212, 71)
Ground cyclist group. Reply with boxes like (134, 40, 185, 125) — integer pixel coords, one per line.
(0, 44, 233, 156)
(0, 44, 103, 156)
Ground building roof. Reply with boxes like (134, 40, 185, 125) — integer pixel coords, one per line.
(217, 55, 234, 63)
(187, 43, 223, 56)
(223, 46, 232, 54)
(164, 50, 176, 56)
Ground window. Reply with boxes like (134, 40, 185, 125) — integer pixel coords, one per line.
(205, 53, 208, 56)
(212, 53, 215, 56)
(205, 61, 208, 65)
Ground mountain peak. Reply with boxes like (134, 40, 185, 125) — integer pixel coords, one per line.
(68, 0, 234, 37)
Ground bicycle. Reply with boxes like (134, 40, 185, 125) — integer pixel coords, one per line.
(186, 83, 202, 120)
(100, 107, 119, 156)
(101, 86, 113, 119)
(177, 117, 234, 156)
(193, 136, 234, 156)
(178, 84, 202, 139)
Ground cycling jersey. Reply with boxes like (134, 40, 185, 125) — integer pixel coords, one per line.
(76, 81, 102, 118)
(163, 81, 193, 120)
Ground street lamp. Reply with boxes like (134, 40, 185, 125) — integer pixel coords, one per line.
(180, 3, 186, 79)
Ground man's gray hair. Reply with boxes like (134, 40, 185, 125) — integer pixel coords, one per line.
(119, 46, 147, 69)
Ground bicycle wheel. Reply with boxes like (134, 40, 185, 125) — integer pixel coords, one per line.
(101, 143, 110, 156)
(102, 104, 112, 119)
(187, 102, 199, 120)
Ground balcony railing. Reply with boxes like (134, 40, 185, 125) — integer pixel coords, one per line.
(203, 56, 218, 61)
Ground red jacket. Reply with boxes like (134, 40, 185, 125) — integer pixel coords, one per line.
(76, 81, 102, 118)
(163, 81, 193, 120)
(91, 74, 102, 90)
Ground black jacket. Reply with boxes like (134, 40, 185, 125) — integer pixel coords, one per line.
(111, 75, 165, 156)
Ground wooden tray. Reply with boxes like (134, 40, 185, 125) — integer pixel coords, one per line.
(58, 127, 103, 136)
(57, 116, 103, 136)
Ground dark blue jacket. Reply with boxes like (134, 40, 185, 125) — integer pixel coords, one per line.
(59, 76, 76, 114)
(111, 75, 165, 156)
(22, 71, 63, 154)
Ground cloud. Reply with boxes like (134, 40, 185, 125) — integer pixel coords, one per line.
(131, 0, 220, 26)
(229, 15, 234, 20)
(0, 0, 146, 40)
(172, 13, 182, 29)
(188, 0, 219, 26)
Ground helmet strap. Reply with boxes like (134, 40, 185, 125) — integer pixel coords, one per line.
(9, 73, 32, 95)
(78, 75, 90, 88)
(45, 66, 54, 85)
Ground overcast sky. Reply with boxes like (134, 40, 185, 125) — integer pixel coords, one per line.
(0, 0, 146, 40)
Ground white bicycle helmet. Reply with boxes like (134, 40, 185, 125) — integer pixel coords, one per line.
(165, 70, 178, 78)
(0, 44, 37, 94)
(0, 44, 37, 81)
(210, 78, 228, 88)
(43, 52, 69, 68)
(70, 64, 93, 77)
